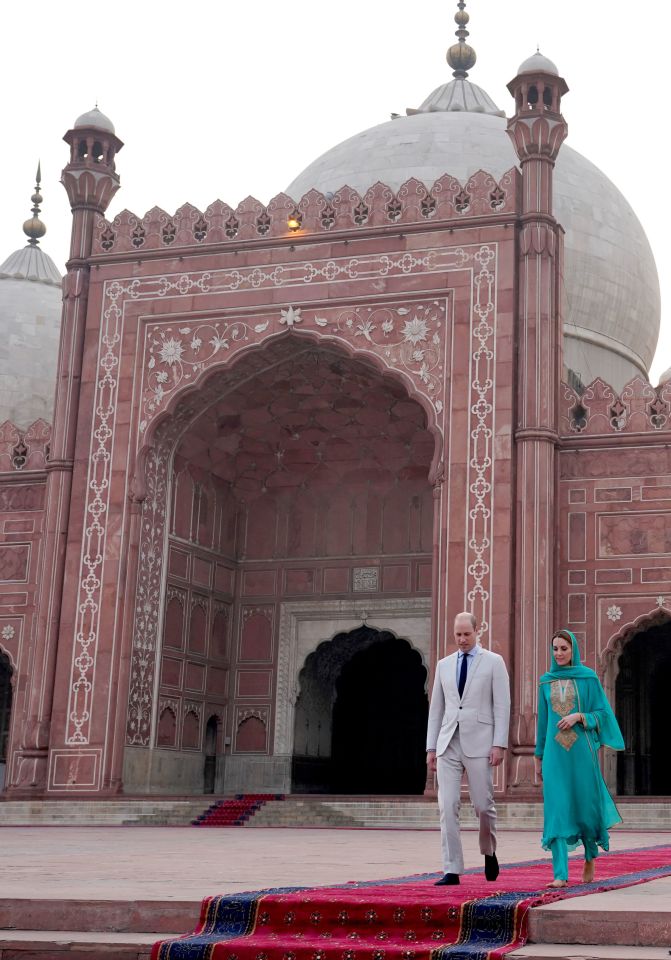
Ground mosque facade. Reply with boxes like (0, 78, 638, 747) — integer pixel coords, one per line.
(0, 6, 669, 800)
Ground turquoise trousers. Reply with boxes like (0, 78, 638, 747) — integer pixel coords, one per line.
(549, 838, 599, 881)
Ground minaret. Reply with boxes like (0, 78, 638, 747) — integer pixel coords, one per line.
(11, 109, 123, 794)
(506, 53, 569, 792)
(61, 107, 124, 261)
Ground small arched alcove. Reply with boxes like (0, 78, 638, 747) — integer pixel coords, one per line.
(292, 626, 428, 794)
(615, 617, 671, 796)
(204, 715, 219, 794)
(0, 650, 13, 791)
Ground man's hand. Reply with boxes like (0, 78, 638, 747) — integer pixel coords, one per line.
(489, 746, 504, 766)
(427, 750, 437, 773)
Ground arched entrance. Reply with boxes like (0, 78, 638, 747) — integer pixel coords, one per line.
(0, 651, 12, 791)
(128, 334, 436, 794)
(616, 619, 671, 795)
(292, 627, 428, 794)
(203, 715, 218, 794)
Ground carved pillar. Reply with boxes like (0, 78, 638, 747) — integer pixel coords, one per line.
(9, 115, 123, 793)
(107, 490, 144, 792)
(506, 59, 568, 792)
(424, 462, 445, 797)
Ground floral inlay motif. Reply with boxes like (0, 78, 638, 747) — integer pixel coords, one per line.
(401, 316, 429, 346)
(141, 300, 447, 430)
(280, 306, 302, 327)
(606, 605, 622, 622)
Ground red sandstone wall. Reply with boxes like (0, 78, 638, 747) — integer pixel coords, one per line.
(0, 422, 50, 787)
(40, 170, 521, 793)
(157, 457, 432, 758)
(558, 443, 671, 675)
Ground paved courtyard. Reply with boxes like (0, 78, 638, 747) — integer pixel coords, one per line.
(0, 824, 669, 902)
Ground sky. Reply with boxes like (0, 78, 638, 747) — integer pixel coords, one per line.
(2, 0, 669, 380)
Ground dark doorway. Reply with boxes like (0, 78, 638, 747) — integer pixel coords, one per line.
(616, 620, 671, 795)
(291, 627, 428, 794)
(204, 715, 218, 794)
(0, 652, 12, 791)
(332, 635, 428, 793)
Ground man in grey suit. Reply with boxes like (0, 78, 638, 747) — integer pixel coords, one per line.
(426, 612, 511, 885)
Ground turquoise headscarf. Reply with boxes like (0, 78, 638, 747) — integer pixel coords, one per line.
(540, 628, 624, 751)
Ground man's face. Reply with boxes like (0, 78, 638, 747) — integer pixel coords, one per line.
(454, 615, 477, 653)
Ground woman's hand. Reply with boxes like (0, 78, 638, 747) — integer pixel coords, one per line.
(557, 712, 581, 731)
(534, 756, 543, 782)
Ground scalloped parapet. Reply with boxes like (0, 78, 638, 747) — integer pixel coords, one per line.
(91, 170, 520, 256)
(560, 376, 671, 436)
(0, 419, 51, 472)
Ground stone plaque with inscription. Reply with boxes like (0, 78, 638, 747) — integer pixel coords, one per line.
(353, 567, 379, 592)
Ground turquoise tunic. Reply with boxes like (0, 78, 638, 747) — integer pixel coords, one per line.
(535, 651, 624, 854)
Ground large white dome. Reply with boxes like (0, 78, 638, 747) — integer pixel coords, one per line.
(0, 244, 62, 428)
(287, 88, 660, 392)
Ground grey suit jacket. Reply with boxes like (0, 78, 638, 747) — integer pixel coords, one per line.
(426, 646, 511, 758)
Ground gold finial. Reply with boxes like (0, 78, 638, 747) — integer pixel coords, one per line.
(446, 0, 477, 79)
(23, 162, 46, 247)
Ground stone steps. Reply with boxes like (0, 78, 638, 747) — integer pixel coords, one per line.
(1, 872, 670, 958)
(0, 799, 207, 826)
(1, 796, 670, 829)
(247, 798, 671, 830)
(0, 897, 191, 959)
(0, 898, 197, 934)
(0, 928, 162, 959)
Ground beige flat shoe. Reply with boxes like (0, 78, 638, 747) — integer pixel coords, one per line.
(546, 879, 568, 888)
(582, 860, 595, 883)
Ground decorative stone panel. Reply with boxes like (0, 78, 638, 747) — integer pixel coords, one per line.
(110, 244, 494, 745)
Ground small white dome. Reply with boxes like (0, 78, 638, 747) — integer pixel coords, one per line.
(74, 106, 115, 134)
(411, 78, 505, 117)
(287, 105, 660, 392)
(0, 246, 62, 427)
(516, 51, 559, 76)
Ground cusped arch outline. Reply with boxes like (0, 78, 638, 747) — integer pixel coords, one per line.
(0, 643, 16, 677)
(274, 597, 432, 757)
(600, 603, 671, 792)
(601, 604, 671, 671)
(133, 326, 445, 498)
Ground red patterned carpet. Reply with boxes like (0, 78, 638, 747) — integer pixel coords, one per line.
(152, 846, 671, 960)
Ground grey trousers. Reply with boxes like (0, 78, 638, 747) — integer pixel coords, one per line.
(436, 728, 497, 874)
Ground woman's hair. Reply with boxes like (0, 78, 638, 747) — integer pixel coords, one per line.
(552, 629, 573, 643)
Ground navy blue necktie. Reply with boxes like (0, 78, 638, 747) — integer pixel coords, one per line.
(458, 653, 468, 698)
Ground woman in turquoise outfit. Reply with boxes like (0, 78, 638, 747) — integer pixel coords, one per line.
(534, 629, 624, 887)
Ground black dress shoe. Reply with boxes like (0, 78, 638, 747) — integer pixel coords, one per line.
(484, 853, 499, 881)
(434, 873, 460, 885)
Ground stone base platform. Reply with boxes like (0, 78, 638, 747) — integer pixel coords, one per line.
(2, 795, 671, 830)
(0, 826, 669, 958)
